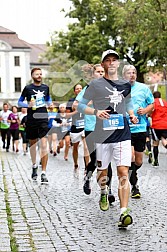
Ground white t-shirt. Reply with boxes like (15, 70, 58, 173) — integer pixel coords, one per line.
(0, 110, 11, 129)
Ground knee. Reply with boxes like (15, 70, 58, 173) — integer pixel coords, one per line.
(118, 168, 129, 179)
(41, 143, 48, 152)
(66, 140, 70, 146)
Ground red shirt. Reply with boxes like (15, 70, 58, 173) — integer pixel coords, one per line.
(151, 98, 167, 129)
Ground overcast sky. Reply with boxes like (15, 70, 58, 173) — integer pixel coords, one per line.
(0, 0, 72, 44)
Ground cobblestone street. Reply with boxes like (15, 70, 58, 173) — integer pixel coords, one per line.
(0, 143, 167, 252)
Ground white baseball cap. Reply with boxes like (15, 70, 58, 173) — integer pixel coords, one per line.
(101, 49, 119, 62)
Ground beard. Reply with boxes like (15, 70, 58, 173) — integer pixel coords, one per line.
(33, 77, 42, 84)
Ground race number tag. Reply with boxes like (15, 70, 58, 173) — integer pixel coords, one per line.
(127, 115, 140, 127)
(103, 114, 124, 130)
(36, 97, 45, 108)
(75, 119, 85, 129)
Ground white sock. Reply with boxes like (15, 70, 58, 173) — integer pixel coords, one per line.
(41, 171, 46, 175)
(101, 186, 107, 195)
(120, 207, 127, 215)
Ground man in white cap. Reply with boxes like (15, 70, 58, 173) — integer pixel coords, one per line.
(77, 49, 138, 228)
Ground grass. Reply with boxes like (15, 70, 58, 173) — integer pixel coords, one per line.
(2, 161, 19, 252)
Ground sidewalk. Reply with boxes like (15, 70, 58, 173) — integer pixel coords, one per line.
(0, 144, 167, 252)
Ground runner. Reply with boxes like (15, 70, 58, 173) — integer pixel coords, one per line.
(19, 107, 29, 155)
(7, 106, 20, 153)
(150, 91, 167, 166)
(77, 49, 137, 228)
(66, 84, 89, 171)
(75, 64, 115, 204)
(0, 103, 11, 152)
(18, 67, 52, 183)
(47, 103, 58, 156)
(52, 103, 71, 161)
(122, 65, 154, 198)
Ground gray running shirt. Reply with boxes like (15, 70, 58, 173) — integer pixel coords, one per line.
(83, 77, 132, 143)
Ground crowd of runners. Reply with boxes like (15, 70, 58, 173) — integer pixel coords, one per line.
(0, 49, 167, 229)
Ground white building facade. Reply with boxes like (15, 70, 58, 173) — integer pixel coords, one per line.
(0, 26, 49, 108)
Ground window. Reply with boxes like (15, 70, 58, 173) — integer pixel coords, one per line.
(14, 56, 20, 66)
(14, 78, 21, 92)
(0, 78, 1, 92)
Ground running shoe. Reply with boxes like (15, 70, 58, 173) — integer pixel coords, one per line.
(148, 152, 152, 163)
(31, 164, 38, 180)
(131, 186, 141, 199)
(152, 159, 159, 167)
(41, 173, 48, 183)
(83, 177, 91, 195)
(99, 192, 109, 211)
(118, 208, 133, 228)
(108, 189, 115, 204)
(57, 146, 60, 154)
(144, 149, 149, 156)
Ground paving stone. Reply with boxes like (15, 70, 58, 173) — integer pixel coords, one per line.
(0, 143, 167, 251)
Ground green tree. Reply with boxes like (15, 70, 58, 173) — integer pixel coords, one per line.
(45, 0, 167, 82)
(44, 52, 87, 102)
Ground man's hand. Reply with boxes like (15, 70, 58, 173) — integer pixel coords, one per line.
(129, 114, 138, 124)
(137, 107, 146, 115)
(96, 110, 110, 119)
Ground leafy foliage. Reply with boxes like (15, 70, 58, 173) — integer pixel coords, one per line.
(45, 0, 167, 84)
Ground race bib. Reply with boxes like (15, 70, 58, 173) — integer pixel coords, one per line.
(36, 97, 45, 108)
(103, 114, 124, 130)
(75, 119, 85, 129)
(127, 115, 141, 127)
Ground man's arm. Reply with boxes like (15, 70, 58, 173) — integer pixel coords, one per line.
(18, 95, 28, 108)
(77, 97, 110, 119)
(125, 95, 138, 124)
(137, 103, 154, 115)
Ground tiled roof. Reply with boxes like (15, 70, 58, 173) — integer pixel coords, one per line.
(0, 26, 15, 34)
(0, 26, 30, 49)
(0, 34, 31, 49)
(0, 26, 49, 64)
(22, 41, 49, 64)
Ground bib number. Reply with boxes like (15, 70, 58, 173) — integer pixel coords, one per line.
(103, 114, 124, 130)
(75, 119, 84, 129)
(36, 97, 45, 108)
(127, 115, 140, 127)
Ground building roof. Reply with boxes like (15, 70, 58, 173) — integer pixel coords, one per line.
(24, 42, 49, 65)
(0, 26, 15, 34)
(0, 26, 31, 49)
(0, 26, 49, 65)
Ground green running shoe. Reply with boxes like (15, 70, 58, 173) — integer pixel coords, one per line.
(131, 186, 141, 199)
(148, 152, 153, 163)
(118, 208, 133, 228)
(152, 159, 159, 167)
(99, 193, 109, 211)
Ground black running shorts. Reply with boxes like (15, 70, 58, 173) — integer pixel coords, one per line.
(131, 132, 146, 152)
(26, 122, 48, 140)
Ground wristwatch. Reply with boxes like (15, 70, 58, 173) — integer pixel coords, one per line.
(94, 109, 98, 116)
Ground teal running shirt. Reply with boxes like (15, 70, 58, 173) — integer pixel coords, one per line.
(130, 81, 154, 133)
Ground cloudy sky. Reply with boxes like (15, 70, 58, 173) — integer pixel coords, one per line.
(0, 0, 72, 44)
